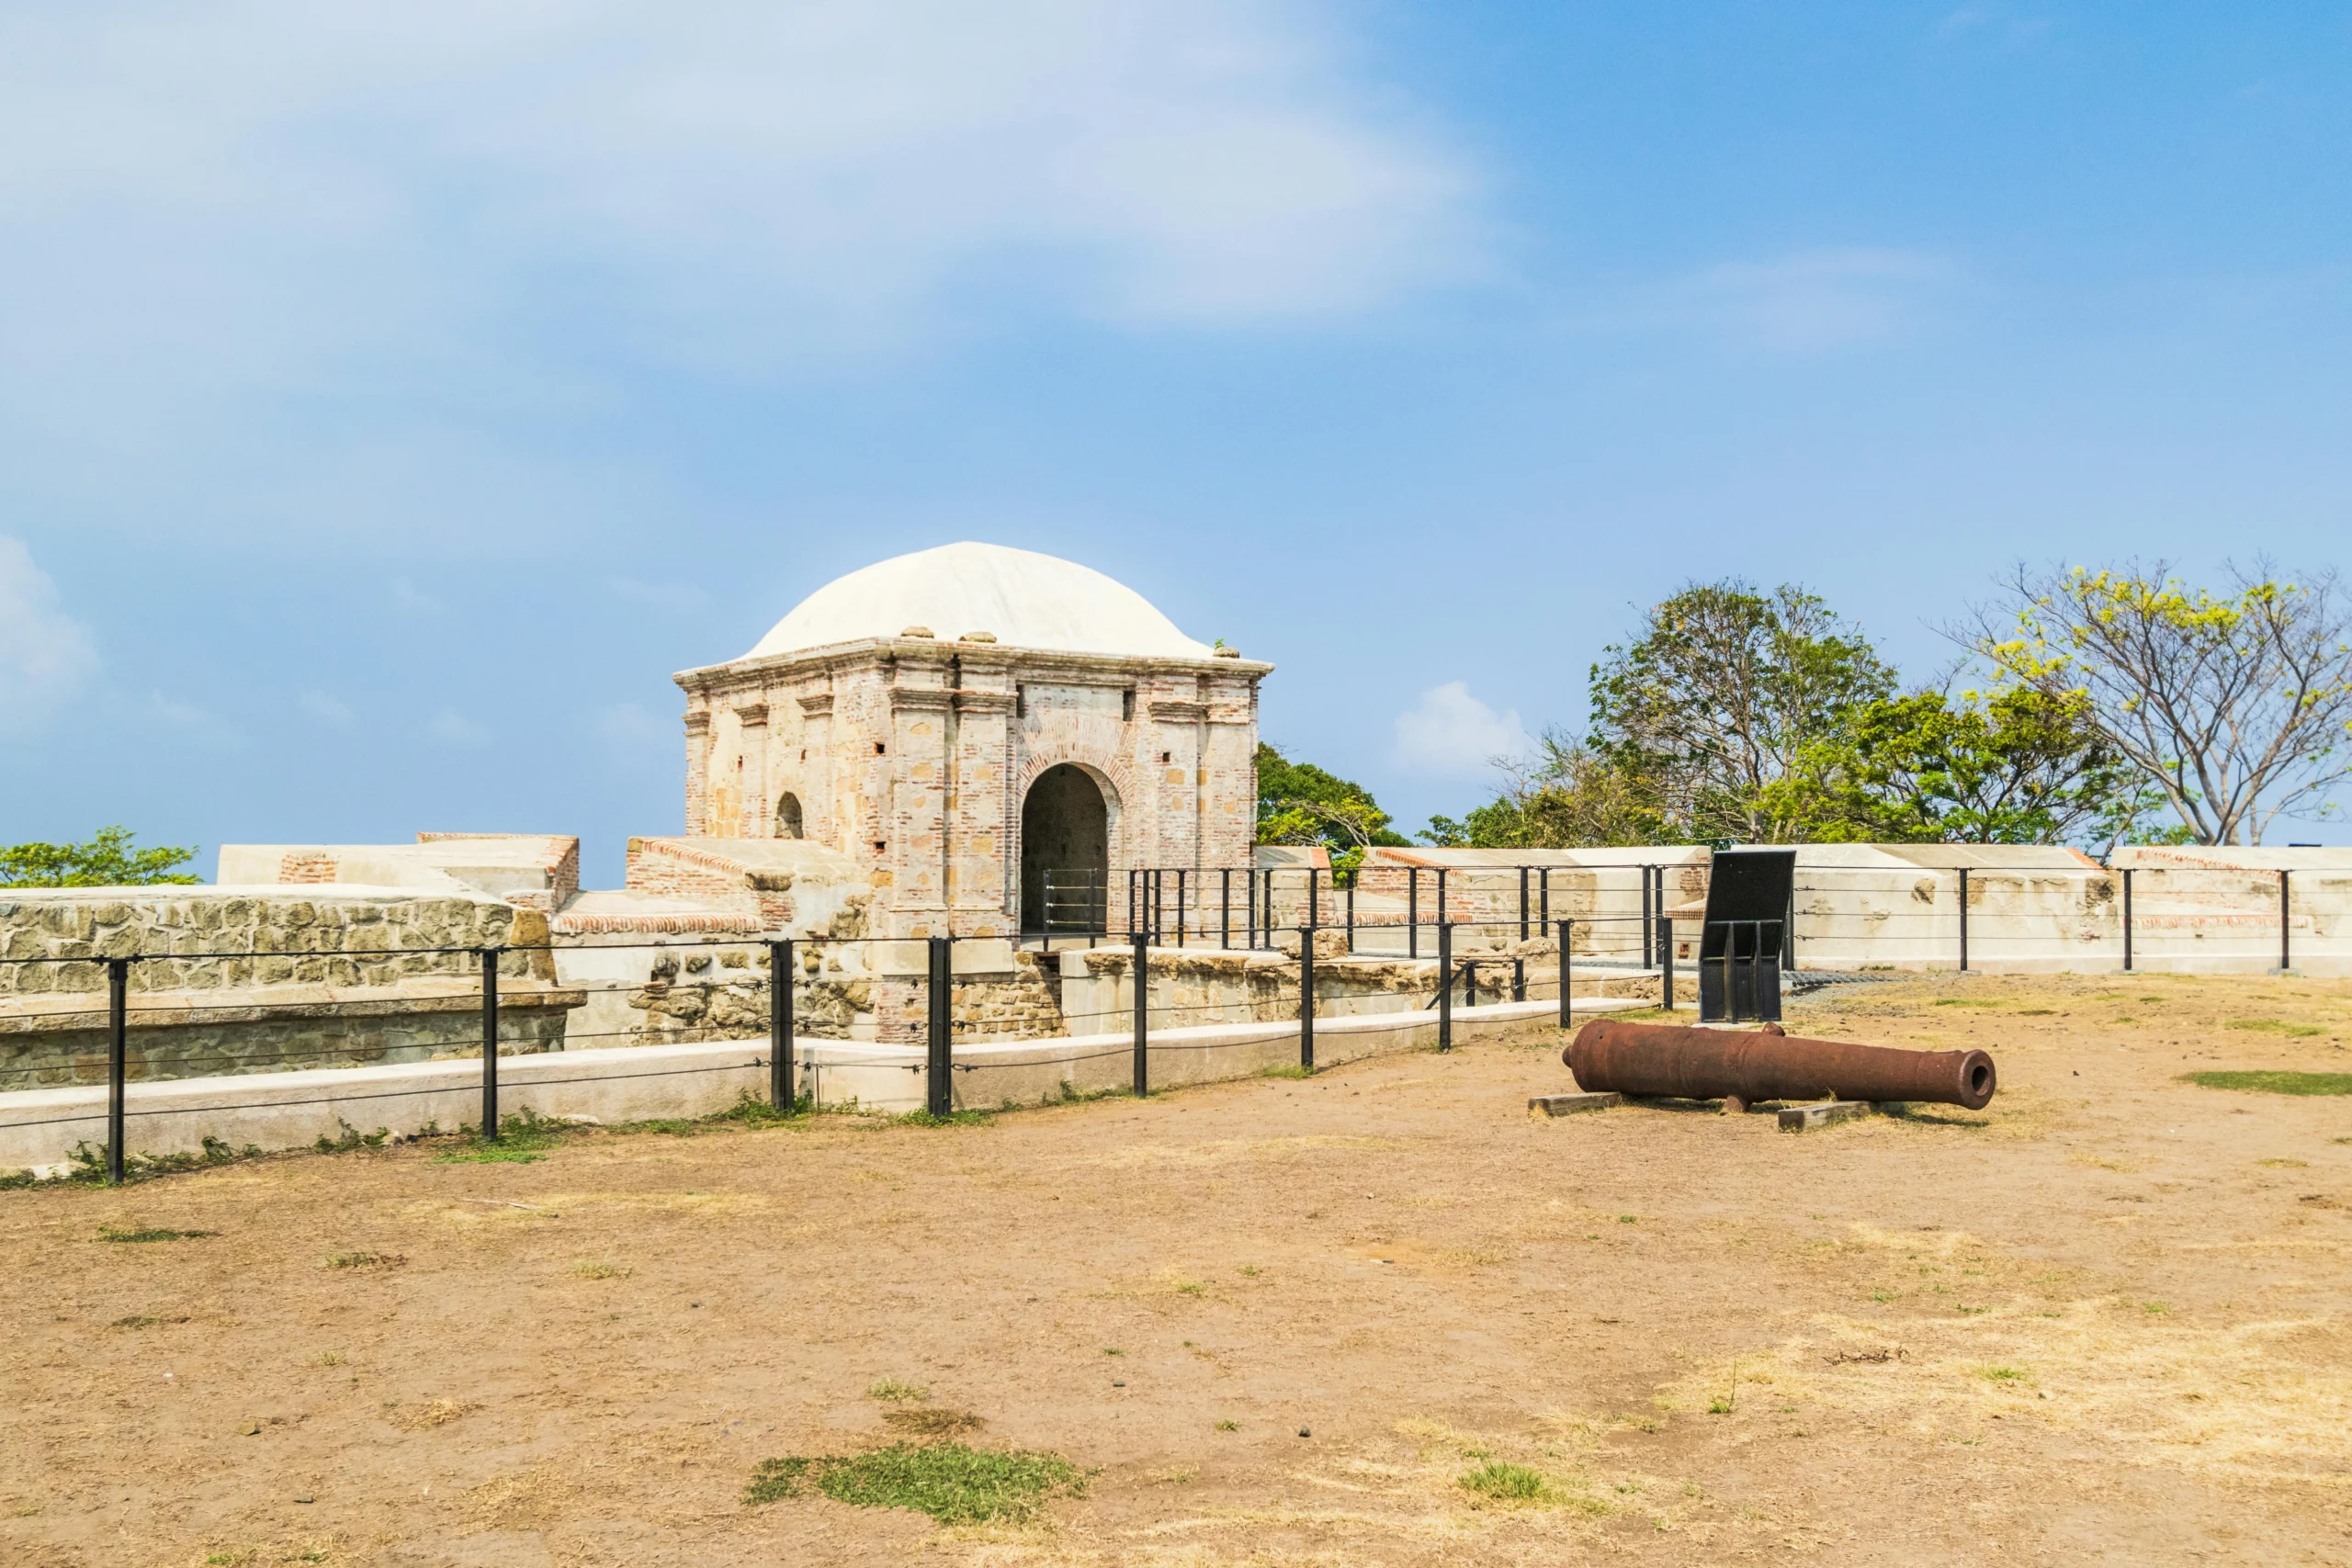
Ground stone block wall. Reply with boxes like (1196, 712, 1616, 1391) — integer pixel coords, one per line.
(0, 890, 550, 998)
(3, 989, 576, 1089)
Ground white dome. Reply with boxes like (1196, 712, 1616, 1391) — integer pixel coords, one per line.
(742, 542, 1215, 661)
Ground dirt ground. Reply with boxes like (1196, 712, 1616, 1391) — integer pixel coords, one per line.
(4, 971, 2350, 1568)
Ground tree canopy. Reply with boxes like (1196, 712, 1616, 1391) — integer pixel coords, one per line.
(1423, 572, 2202, 852)
(1255, 743, 1410, 871)
(1967, 561, 2352, 845)
(1, 826, 201, 887)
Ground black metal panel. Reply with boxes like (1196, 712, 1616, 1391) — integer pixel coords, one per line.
(1699, 850, 1793, 1023)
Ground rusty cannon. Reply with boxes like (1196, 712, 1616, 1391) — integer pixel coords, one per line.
(1564, 1019, 1996, 1111)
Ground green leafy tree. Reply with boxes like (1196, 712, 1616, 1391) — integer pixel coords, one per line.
(0, 826, 201, 887)
(1762, 686, 2155, 851)
(1589, 581, 1896, 842)
(1256, 743, 1410, 872)
(1419, 730, 1669, 848)
(1966, 560, 2352, 844)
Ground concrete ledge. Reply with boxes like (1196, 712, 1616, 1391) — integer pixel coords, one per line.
(1778, 1100, 1876, 1133)
(0, 995, 1639, 1173)
(1530, 1091, 1622, 1117)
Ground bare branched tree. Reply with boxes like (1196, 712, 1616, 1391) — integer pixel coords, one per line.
(1962, 560, 2352, 845)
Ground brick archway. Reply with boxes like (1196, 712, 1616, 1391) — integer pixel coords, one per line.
(1012, 751, 1132, 920)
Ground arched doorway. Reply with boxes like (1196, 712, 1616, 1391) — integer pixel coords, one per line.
(1021, 764, 1109, 935)
(775, 793, 804, 840)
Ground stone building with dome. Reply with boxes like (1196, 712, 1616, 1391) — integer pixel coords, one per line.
(672, 542, 1270, 941)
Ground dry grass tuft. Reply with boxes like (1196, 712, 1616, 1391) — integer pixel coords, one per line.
(388, 1398, 479, 1431)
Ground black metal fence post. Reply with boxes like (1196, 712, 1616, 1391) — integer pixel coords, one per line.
(1221, 868, 1231, 949)
(1132, 930, 1148, 1097)
(1437, 918, 1453, 1052)
(106, 957, 129, 1185)
(1641, 867, 1655, 966)
(2121, 867, 2134, 972)
(1436, 868, 1448, 942)
(1247, 868, 1259, 949)
(1660, 917, 1675, 1011)
(481, 947, 501, 1140)
(1408, 868, 1419, 958)
(770, 939, 794, 1111)
(1519, 867, 1530, 943)
(1958, 868, 1971, 974)
(1557, 919, 1573, 1029)
(1299, 925, 1317, 1073)
(926, 935, 954, 1117)
(1345, 874, 1355, 953)
(2281, 869, 2292, 971)
(1176, 868, 1187, 948)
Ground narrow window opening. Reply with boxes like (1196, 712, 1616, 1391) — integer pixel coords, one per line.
(1015, 685, 1026, 718)
(875, 741, 887, 755)
(1121, 689, 1135, 722)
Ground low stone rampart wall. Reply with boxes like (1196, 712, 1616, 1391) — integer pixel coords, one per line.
(0, 998, 1640, 1173)
(0, 981, 581, 1088)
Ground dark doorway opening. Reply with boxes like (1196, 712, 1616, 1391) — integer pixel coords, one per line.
(776, 793, 804, 840)
(1021, 764, 1109, 934)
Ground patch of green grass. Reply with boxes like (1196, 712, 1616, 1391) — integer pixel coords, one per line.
(436, 1107, 575, 1164)
(96, 1224, 216, 1243)
(1215, 1419, 1238, 1431)
(58, 1135, 262, 1187)
(570, 1258, 631, 1280)
(326, 1250, 404, 1269)
(2143, 1301, 2170, 1314)
(743, 1442, 1083, 1524)
(2182, 1070, 2352, 1097)
(2222, 1019, 2326, 1037)
(311, 1120, 390, 1155)
(623, 1090, 814, 1136)
(2258, 1157, 2309, 1168)
(1102, 1347, 1125, 1357)
(1458, 1461, 1555, 1503)
(868, 1378, 928, 1403)
(1977, 1364, 2027, 1382)
(1258, 1065, 1312, 1080)
(1618, 1214, 1638, 1224)
(893, 1108, 993, 1128)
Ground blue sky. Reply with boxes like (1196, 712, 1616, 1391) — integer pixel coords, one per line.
(3, 1, 2348, 879)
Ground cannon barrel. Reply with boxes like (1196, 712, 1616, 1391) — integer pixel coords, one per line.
(1564, 1020, 1996, 1110)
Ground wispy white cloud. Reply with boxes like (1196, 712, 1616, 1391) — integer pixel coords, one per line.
(1391, 681, 1531, 778)
(428, 707, 492, 745)
(1572, 248, 1957, 354)
(140, 691, 240, 746)
(0, 1, 1477, 390)
(0, 537, 98, 730)
(300, 690, 355, 727)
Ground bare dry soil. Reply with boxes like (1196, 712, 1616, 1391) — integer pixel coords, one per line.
(4, 971, 2350, 1567)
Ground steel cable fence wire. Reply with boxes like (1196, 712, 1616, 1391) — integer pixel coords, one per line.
(0, 1056, 772, 1134)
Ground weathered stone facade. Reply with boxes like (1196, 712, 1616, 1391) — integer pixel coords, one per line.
(673, 545, 1270, 942)
(0, 890, 575, 1087)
